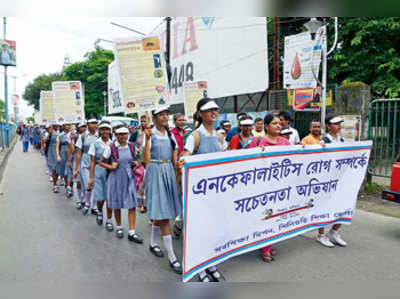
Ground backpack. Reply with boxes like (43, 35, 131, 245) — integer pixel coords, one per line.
(192, 130, 225, 154)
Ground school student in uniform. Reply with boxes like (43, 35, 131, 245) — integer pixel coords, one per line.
(88, 121, 113, 229)
(317, 115, 347, 248)
(56, 122, 72, 197)
(142, 107, 182, 275)
(101, 127, 143, 242)
(70, 121, 87, 209)
(21, 125, 30, 153)
(74, 119, 98, 216)
(180, 98, 227, 282)
(45, 123, 61, 193)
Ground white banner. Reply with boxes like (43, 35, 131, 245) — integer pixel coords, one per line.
(182, 141, 372, 281)
(39, 90, 55, 123)
(283, 26, 326, 89)
(158, 17, 268, 104)
(108, 61, 124, 114)
(52, 81, 85, 123)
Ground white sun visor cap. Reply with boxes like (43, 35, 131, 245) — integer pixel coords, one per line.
(240, 119, 254, 126)
(45, 124, 51, 128)
(87, 119, 98, 124)
(280, 128, 293, 135)
(329, 116, 344, 124)
(199, 101, 219, 111)
(78, 121, 87, 127)
(115, 127, 129, 134)
(153, 106, 170, 115)
(98, 123, 112, 130)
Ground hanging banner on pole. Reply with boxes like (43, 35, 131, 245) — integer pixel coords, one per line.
(114, 36, 169, 113)
(52, 81, 85, 123)
(182, 141, 372, 282)
(108, 61, 124, 114)
(283, 27, 326, 89)
(293, 88, 321, 111)
(184, 81, 207, 123)
(158, 17, 268, 104)
(0, 39, 16, 66)
(39, 90, 56, 123)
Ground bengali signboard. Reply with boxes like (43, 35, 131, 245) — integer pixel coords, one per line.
(0, 39, 16, 66)
(184, 81, 208, 122)
(158, 17, 268, 104)
(114, 36, 169, 113)
(52, 81, 85, 123)
(108, 60, 124, 114)
(283, 27, 326, 89)
(39, 90, 56, 123)
(182, 141, 372, 281)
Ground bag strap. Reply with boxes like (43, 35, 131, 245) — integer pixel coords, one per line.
(193, 130, 201, 153)
(110, 142, 119, 163)
(128, 141, 137, 160)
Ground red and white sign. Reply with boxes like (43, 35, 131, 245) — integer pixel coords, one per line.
(11, 94, 19, 105)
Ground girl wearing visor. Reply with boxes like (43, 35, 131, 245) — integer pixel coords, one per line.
(44, 123, 61, 193)
(56, 122, 72, 198)
(143, 106, 182, 275)
(74, 119, 99, 216)
(88, 121, 113, 230)
(229, 116, 262, 150)
(180, 98, 227, 282)
(101, 126, 143, 243)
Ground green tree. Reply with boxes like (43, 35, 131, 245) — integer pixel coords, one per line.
(23, 73, 65, 110)
(63, 47, 114, 118)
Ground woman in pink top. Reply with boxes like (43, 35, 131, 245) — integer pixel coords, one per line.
(258, 114, 290, 263)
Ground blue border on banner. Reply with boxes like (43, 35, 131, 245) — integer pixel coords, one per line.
(182, 144, 371, 281)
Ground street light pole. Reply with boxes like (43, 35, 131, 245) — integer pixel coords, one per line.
(3, 16, 9, 147)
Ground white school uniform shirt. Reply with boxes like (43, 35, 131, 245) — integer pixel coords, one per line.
(88, 138, 112, 157)
(103, 141, 130, 159)
(288, 127, 300, 145)
(75, 131, 98, 149)
(184, 124, 228, 154)
(141, 127, 178, 149)
(325, 133, 345, 143)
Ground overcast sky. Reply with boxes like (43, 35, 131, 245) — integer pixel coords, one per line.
(0, 17, 162, 120)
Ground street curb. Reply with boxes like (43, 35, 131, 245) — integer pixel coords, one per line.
(0, 137, 17, 184)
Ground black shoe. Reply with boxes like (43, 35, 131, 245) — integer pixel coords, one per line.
(149, 245, 164, 258)
(96, 215, 103, 226)
(76, 202, 82, 210)
(82, 206, 89, 216)
(128, 233, 143, 244)
(91, 208, 98, 216)
(116, 228, 124, 239)
(169, 260, 182, 275)
(206, 268, 225, 282)
(105, 222, 114, 232)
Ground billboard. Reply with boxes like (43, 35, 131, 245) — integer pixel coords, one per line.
(0, 39, 16, 66)
(114, 36, 169, 113)
(158, 17, 269, 104)
(39, 90, 56, 123)
(283, 27, 326, 89)
(52, 81, 85, 123)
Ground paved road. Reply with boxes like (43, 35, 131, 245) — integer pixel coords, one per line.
(1, 141, 400, 285)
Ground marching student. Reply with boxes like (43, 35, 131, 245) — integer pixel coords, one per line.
(44, 123, 61, 193)
(88, 121, 113, 229)
(56, 122, 72, 197)
(181, 98, 227, 282)
(316, 115, 347, 248)
(257, 113, 291, 263)
(21, 124, 30, 153)
(143, 107, 182, 275)
(70, 121, 87, 209)
(74, 119, 98, 216)
(229, 116, 259, 150)
(101, 126, 144, 242)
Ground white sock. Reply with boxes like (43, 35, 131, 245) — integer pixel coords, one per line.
(128, 230, 136, 236)
(162, 234, 177, 263)
(150, 225, 160, 247)
(106, 219, 112, 224)
(85, 190, 92, 206)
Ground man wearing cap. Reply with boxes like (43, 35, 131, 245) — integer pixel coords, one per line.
(316, 115, 347, 248)
(279, 111, 300, 145)
(225, 112, 248, 143)
(74, 119, 99, 215)
(279, 127, 293, 141)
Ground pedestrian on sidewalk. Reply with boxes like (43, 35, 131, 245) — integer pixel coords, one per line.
(180, 98, 227, 282)
(143, 107, 182, 275)
(21, 124, 30, 153)
(101, 126, 143, 243)
(74, 119, 98, 216)
(88, 121, 113, 229)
